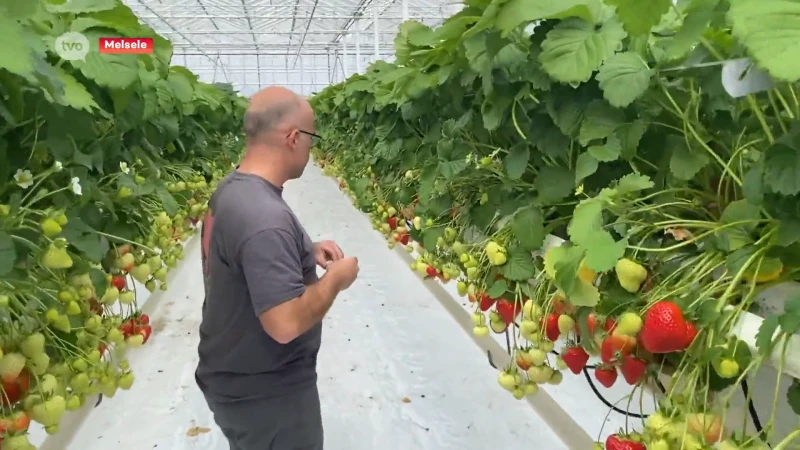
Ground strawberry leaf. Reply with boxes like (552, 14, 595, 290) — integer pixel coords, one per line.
(499, 247, 536, 281)
(755, 315, 780, 356)
(0, 231, 16, 276)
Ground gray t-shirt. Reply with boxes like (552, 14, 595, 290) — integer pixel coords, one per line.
(195, 171, 321, 402)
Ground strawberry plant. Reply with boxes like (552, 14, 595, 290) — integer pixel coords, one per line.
(0, 0, 246, 446)
(312, 0, 800, 447)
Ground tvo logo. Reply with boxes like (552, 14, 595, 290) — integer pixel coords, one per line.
(55, 32, 90, 61)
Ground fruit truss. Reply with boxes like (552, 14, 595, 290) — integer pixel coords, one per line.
(311, 0, 800, 448)
(0, 0, 246, 447)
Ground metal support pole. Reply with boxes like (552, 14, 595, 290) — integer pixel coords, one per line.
(284, 58, 289, 90)
(355, 19, 362, 73)
(373, 7, 380, 63)
(342, 39, 348, 79)
(292, 0, 320, 68)
(327, 52, 332, 84)
(299, 55, 304, 96)
(402, 0, 408, 21)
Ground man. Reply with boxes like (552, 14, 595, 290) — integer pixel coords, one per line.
(196, 86, 360, 450)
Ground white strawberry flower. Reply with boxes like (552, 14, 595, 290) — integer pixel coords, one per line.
(14, 169, 33, 189)
(71, 177, 82, 195)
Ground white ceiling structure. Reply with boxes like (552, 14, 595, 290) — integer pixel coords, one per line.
(125, 0, 464, 96)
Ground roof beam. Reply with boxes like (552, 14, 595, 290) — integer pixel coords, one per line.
(134, 0, 226, 78)
(291, 0, 320, 68)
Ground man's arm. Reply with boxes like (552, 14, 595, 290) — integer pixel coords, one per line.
(241, 228, 342, 344)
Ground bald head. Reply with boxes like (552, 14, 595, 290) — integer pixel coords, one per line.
(244, 86, 312, 145)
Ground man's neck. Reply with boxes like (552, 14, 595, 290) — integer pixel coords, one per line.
(237, 149, 288, 188)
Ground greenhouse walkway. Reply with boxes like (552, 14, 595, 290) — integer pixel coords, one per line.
(62, 161, 568, 450)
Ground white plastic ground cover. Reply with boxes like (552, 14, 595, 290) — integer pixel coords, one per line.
(44, 162, 569, 450)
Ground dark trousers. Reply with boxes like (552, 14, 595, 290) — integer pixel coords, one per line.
(204, 385, 324, 450)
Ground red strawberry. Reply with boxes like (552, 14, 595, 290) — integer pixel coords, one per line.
(0, 411, 30, 434)
(604, 316, 616, 332)
(387, 216, 397, 230)
(425, 266, 437, 277)
(399, 233, 409, 245)
(111, 275, 126, 291)
(684, 321, 698, 347)
(139, 325, 153, 343)
(640, 301, 694, 354)
(594, 366, 618, 388)
(544, 313, 560, 341)
(479, 294, 496, 311)
(551, 295, 574, 315)
(600, 334, 636, 365)
(620, 354, 647, 385)
(495, 300, 519, 325)
(120, 320, 135, 338)
(1, 370, 30, 405)
(561, 346, 590, 374)
(605, 434, 645, 450)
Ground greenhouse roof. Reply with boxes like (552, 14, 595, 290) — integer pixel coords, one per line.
(124, 0, 462, 95)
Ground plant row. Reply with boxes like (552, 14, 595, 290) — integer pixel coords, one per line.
(0, 1, 246, 447)
(310, 0, 800, 448)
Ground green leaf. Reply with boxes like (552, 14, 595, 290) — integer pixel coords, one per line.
(604, 0, 672, 35)
(763, 141, 800, 195)
(43, 67, 100, 112)
(70, 233, 109, 263)
(418, 164, 437, 200)
(578, 100, 625, 145)
(666, 0, 720, 59)
(596, 51, 654, 107)
(73, 30, 139, 90)
(155, 187, 180, 217)
(89, 269, 107, 301)
(668, 135, 710, 180)
(776, 219, 800, 246)
(422, 227, 444, 252)
(615, 120, 647, 160)
(0, 18, 40, 80)
(568, 198, 604, 245)
(742, 161, 765, 204)
(0, 231, 16, 276)
(588, 135, 622, 162)
(716, 200, 761, 251)
(615, 173, 654, 194)
(436, 140, 469, 179)
(47, 0, 116, 13)
(582, 231, 628, 272)
(500, 248, 537, 281)
(575, 152, 599, 183)
(0, 0, 39, 19)
(511, 206, 546, 251)
(539, 17, 627, 83)
(504, 145, 530, 180)
(535, 166, 575, 202)
(167, 70, 194, 104)
(487, 279, 508, 298)
(787, 380, 800, 415)
(495, 0, 597, 35)
(553, 245, 600, 307)
(728, 0, 800, 81)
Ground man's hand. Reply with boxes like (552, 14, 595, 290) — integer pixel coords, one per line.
(326, 257, 360, 290)
(313, 240, 344, 268)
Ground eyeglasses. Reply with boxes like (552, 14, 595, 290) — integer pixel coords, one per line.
(298, 130, 322, 144)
